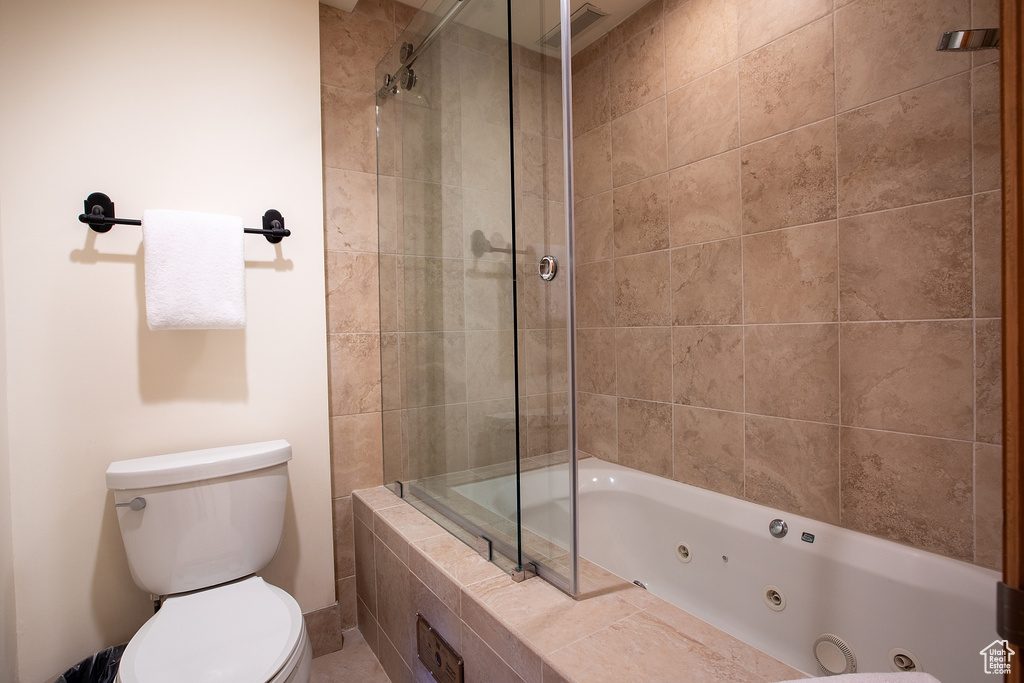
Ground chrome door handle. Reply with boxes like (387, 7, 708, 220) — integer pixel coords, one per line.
(539, 255, 558, 281)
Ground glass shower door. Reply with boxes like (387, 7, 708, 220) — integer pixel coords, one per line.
(377, 0, 525, 572)
(376, 0, 578, 592)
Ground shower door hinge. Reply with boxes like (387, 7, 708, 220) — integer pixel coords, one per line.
(510, 562, 538, 583)
(997, 582, 1024, 645)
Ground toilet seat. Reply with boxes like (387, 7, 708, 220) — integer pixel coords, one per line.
(116, 576, 306, 683)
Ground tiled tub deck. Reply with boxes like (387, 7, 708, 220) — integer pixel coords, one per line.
(353, 486, 805, 683)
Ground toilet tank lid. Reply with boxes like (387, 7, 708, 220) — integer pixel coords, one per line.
(105, 440, 292, 490)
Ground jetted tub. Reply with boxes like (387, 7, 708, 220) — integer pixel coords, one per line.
(455, 458, 1000, 681)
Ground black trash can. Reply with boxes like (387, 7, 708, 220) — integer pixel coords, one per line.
(54, 645, 126, 683)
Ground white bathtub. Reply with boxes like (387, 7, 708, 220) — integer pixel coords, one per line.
(455, 458, 1000, 682)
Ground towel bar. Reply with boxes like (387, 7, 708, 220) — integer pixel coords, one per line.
(77, 192, 290, 244)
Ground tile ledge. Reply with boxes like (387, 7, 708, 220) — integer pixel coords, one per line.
(368, 488, 806, 682)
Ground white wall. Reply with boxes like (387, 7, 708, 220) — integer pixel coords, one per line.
(0, 1, 333, 680)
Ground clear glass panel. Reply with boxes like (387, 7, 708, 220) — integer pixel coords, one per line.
(377, 0, 525, 572)
(508, 0, 577, 591)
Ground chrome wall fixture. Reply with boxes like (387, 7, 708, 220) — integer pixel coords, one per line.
(378, 0, 468, 99)
(937, 28, 999, 51)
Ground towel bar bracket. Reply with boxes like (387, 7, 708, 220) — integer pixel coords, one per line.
(77, 192, 291, 243)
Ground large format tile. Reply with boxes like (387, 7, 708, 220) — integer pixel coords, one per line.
(574, 191, 614, 264)
(973, 61, 1002, 193)
(616, 327, 673, 402)
(741, 119, 837, 233)
(669, 151, 742, 247)
(672, 325, 744, 411)
(576, 327, 617, 395)
(840, 321, 974, 440)
(460, 590, 544, 683)
(643, 601, 805, 680)
(576, 260, 616, 328)
(672, 405, 744, 497)
(322, 85, 377, 173)
(739, 15, 835, 144)
(577, 392, 618, 460)
(405, 403, 469, 478)
(613, 174, 670, 257)
(666, 64, 739, 169)
(325, 168, 378, 253)
(840, 427, 973, 561)
(610, 22, 666, 118)
(327, 251, 380, 334)
(610, 98, 667, 187)
(311, 627, 390, 683)
(547, 610, 762, 682)
(517, 132, 565, 203)
(320, 4, 395, 93)
(834, 0, 969, 112)
(466, 330, 516, 401)
(463, 623, 527, 683)
(837, 74, 972, 216)
(572, 55, 610, 138)
(743, 221, 838, 323)
(737, 0, 829, 55)
(401, 256, 465, 332)
(745, 323, 840, 423)
(838, 198, 973, 321)
(466, 573, 642, 658)
(615, 251, 672, 326)
(617, 398, 673, 477)
(664, 0, 738, 91)
(461, 47, 512, 126)
(670, 239, 743, 325)
(329, 333, 382, 416)
(745, 414, 840, 524)
(573, 124, 612, 199)
(332, 413, 384, 497)
(975, 442, 1003, 570)
(467, 398, 518, 468)
(976, 318, 1002, 445)
(974, 191, 1003, 318)
(401, 331, 467, 408)
(400, 179, 462, 258)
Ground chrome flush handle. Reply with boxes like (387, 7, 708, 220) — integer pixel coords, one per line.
(116, 497, 147, 511)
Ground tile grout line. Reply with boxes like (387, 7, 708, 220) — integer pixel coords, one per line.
(736, 52, 747, 501)
(970, 51, 979, 563)
(832, 0, 843, 529)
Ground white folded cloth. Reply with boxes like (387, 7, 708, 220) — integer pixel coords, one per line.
(142, 209, 246, 330)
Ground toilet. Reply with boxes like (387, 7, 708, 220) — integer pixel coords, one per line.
(105, 440, 312, 683)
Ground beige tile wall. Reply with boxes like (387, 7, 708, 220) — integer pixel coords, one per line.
(320, 0, 418, 634)
(571, 0, 1003, 568)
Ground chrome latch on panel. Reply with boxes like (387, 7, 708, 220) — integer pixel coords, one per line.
(538, 255, 558, 281)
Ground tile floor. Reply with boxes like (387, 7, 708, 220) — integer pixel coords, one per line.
(311, 629, 391, 683)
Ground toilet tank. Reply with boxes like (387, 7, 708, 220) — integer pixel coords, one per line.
(105, 440, 292, 596)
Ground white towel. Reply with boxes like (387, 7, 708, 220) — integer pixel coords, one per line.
(775, 674, 941, 682)
(142, 209, 246, 330)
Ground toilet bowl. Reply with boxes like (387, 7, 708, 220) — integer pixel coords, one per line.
(106, 440, 312, 683)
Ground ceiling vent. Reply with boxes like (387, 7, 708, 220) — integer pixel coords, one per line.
(538, 4, 608, 49)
